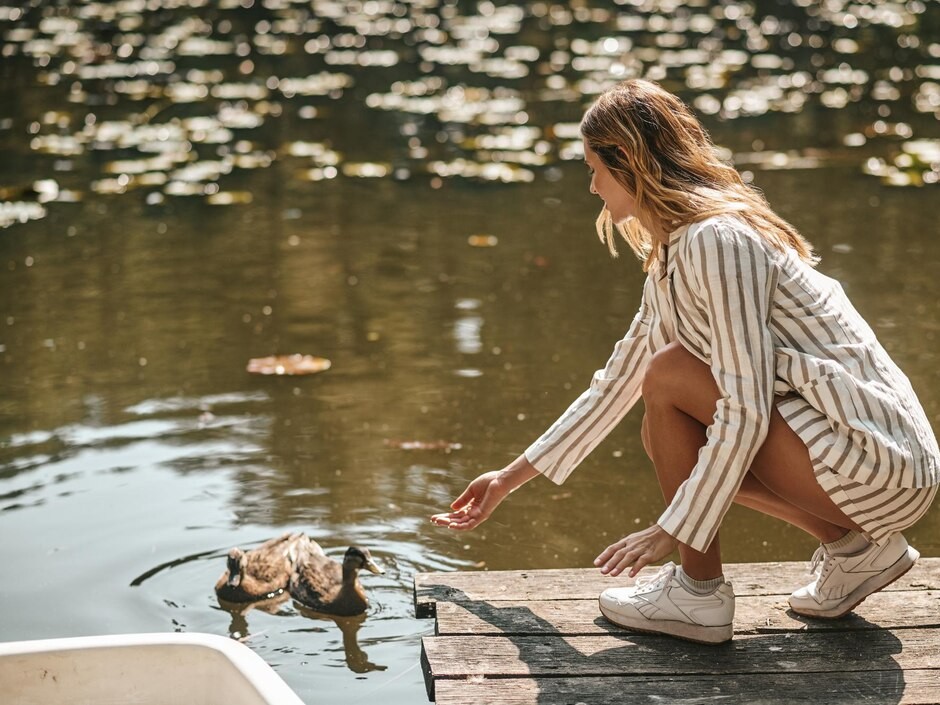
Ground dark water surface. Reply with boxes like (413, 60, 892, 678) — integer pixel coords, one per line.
(2, 1, 939, 702)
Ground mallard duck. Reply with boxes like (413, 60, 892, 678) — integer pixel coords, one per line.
(289, 540, 384, 616)
(214, 532, 305, 603)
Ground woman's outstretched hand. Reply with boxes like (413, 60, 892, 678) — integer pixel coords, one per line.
(594, 524, 677, 578)
(430, 455, 541, 531)
(430, 471, 507, 531)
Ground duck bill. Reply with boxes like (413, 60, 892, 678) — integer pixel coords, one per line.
(364, 558, 384, 575)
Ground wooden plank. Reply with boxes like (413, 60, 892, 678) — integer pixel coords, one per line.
(433, 590, 940, 636)
(421, 628, 940, 680)
(433, 670, 940, 705)
(414, 559, 940, 617)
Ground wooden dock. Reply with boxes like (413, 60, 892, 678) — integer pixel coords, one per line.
(414, 559, 940, 704)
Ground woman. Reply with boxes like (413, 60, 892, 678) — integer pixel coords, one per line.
(430, 79, 939, 645)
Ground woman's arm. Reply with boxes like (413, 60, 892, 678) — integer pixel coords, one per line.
(524, 275, 656, 485)
(431, 276, 655, 531)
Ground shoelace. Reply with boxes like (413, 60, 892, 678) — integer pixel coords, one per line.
(633, 562, 677, 594)
(809, 546, 833, 579)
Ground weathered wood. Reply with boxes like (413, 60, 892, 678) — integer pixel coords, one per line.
(414, 559, 940, 617)
(433, 590, 940, 636)
(417, 560, 940, 703)
(421, 628, 940, 680)
(433, 670, 940, 705)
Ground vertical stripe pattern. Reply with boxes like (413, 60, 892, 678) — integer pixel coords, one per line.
(523, 216, 940, 554)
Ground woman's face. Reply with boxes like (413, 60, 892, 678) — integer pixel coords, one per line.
(583, 138, 637, 225)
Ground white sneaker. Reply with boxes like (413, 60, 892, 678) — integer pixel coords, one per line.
(598, 562, 735, 644)
(789, 533, 919, 618)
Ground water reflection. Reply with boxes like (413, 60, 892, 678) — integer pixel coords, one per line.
(292, 610, 387, 674)
(3, 0, 939, 230)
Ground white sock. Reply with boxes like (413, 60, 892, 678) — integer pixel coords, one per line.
(676, 566, 724, 595)
(824, 530, 870, 556)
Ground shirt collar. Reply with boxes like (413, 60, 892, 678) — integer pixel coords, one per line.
(668, 222, 690, 248)
(658, 223, 689, 278)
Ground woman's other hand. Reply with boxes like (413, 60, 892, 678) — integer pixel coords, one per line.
(594, 524, 678, 577)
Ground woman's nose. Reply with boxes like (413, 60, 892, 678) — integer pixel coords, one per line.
(589, 180, 597, 195)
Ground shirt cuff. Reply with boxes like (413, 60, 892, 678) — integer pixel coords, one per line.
(656, 504, 714, 554)
(523, 446, 567, 485)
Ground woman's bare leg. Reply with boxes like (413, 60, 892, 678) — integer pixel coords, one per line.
(641, 342, 863, 580)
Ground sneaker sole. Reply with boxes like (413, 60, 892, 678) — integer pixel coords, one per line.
(598, 600, 733, 645)
(788, 545, 919, 619)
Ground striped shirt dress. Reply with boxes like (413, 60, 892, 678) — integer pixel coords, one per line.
(524, 216, 940, 553)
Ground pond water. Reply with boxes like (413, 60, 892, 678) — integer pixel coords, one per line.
(2, 1, 939, 703)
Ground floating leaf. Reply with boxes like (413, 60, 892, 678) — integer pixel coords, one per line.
(342, 162, 390, 178)
(903, 139, 940, 162)
(383, 439, 462, 452)
(247, 354, 332, 376)
(0, 201, 46, 228)
(468, 234, 498, 247)
(207, 191, 253, 205)
(277, 73, 354, 97)
(300, 167, 339, 181)
(429, 159, 534, 183)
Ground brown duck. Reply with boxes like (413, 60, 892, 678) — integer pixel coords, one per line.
(289, 539, 383, 616)
(214, 532, 305, 603)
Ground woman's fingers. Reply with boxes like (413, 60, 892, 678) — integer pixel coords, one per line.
(444, 507, 482, 530)
(596, 526, 677, 577)
(601, 546, 639, 576)
(593, 537, 629, 567)
(430, 502, 484, 530)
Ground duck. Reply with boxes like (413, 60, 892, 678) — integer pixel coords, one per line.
(289, 539, 384, 616)
(214, 532, 306, 603)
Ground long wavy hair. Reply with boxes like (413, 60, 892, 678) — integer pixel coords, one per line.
(580, 79, 817, 270)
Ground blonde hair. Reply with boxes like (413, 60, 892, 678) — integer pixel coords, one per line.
(580, 80, 817, 270)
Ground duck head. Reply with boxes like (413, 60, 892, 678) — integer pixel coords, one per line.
(343, 546, 384, 576)
(219, 548, 246, 589)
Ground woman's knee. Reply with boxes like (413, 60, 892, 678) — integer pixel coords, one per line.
(641, 341, 699, 402)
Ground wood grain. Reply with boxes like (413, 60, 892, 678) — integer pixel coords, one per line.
(433, 670, 940, 705)
(432, 590, 940, 635)
(415, 559, 940, 617)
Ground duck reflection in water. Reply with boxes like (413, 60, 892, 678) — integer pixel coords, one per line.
(214, 533, 386, 673)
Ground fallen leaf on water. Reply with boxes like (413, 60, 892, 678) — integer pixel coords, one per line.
(383, 439, 463, 451)
(468, 234, 498, 247)
(207, 191, 253, 205)
(247, 354, 332, 376)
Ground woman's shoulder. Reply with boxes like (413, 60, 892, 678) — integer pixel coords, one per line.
(679, 214, 777, 260)
(686, 213, 757, 241)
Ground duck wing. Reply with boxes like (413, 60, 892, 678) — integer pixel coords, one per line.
(239, 532, 305, 597)
(289, 542, 343, 608)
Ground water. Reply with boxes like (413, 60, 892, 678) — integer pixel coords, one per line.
(2, 1, 939, 702)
